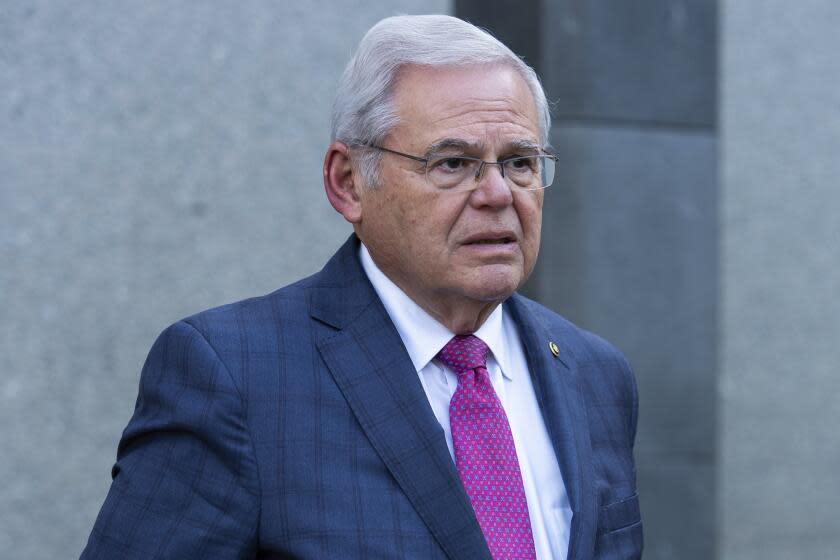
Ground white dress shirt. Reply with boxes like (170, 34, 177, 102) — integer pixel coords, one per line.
(360, 244, 572, 560)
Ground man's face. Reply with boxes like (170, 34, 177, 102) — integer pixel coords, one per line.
(355, 63, 544, 318)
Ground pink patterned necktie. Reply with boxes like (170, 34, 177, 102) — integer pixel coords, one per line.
(437, 335, 537, 560)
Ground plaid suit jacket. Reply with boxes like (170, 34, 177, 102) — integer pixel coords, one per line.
(81, 235, 642, 559)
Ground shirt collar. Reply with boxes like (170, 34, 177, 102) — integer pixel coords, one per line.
(359, 243, 514, 380)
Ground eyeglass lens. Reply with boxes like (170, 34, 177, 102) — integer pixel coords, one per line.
(425, 155, 555, 191)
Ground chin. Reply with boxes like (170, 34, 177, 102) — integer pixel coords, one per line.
(465, 270, 522, 302)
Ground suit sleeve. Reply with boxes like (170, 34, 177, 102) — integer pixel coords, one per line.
(81, 321, 260, 559)
(621, 353, 640, 452)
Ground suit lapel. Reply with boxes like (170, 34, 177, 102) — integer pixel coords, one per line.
(506, 295, 596, 560)
(310, 236, 492, 560)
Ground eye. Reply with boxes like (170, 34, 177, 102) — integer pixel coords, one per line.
(505, 156, 538, 173)
(436, 157, 468, 172)
(426, 155, 478, 189)
(429, 155, 479, 175)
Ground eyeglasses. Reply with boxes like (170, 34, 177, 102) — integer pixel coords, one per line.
(364, 145, 558, 192)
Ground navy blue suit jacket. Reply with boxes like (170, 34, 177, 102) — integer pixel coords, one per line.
(82, 235, 642, 559)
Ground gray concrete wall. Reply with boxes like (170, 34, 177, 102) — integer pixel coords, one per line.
(0, 1, 449, 558)
(719, 2, 840, 559)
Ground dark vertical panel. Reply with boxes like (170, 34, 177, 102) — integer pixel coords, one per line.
(455, 0, 543, 73)
(543, 0, 717, 127)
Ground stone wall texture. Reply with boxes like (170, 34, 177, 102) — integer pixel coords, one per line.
(0, 1, 449, 557)
(719, 2, 840, 558)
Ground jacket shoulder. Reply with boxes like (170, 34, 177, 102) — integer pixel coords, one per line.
(179, 274, 314, 338)
(146, 275, 319, 392)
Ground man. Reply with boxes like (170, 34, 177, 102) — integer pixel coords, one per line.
(82, 14, 641, 560)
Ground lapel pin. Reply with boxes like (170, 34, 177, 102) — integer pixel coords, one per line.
(549, 341, 560, 357)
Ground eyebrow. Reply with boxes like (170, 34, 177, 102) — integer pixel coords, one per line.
(424, 138, 476, 157)
(509, 139, 541, 153)
(424, 138, 541, 158)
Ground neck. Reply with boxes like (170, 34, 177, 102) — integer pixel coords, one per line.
(380, 272, 504, 334)
(359, 240, 508, 334)
(416, 295, 500, 335)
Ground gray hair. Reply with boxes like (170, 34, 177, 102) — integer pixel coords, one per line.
(330, 14, 551, 188)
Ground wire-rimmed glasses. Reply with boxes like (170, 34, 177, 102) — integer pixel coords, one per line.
(365, 145, 558, 192)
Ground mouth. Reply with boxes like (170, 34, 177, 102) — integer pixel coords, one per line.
(468, 238, 516, 245)
(462, 232, 518, 246)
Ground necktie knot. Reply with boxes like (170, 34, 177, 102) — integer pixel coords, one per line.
(436, 335, 490, 375)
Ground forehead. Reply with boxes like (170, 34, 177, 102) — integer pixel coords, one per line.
(389, 63, 540, 151)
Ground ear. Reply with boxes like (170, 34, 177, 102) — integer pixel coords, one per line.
(323, 141, 362, 223)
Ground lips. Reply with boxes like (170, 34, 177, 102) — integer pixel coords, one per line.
(470, 238, 515, 245)
(462, 232, 518, 245)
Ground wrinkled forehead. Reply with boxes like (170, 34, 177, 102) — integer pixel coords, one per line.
(388, 63, 541, 150)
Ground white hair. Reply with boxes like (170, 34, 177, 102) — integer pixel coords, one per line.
(330, 14, 551, 187)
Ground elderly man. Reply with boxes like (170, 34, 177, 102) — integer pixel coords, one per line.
(82, 14, 641, 560)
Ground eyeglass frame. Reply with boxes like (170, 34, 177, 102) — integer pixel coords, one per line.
(360, 144, 559, 191)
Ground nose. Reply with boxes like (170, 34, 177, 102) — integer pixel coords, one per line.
(471, 162, 513, 208)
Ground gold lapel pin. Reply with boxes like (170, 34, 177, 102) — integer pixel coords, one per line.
(549, 341, 560, 357)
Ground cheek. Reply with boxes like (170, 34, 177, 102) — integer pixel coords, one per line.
(517, 194, 543, 237)
(403, 197, 457, 243)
